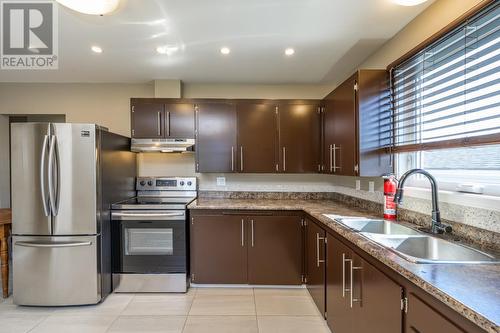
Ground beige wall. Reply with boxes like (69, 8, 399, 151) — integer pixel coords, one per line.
(182, 83, 333, 99)
(0, 83, 154, 136)
(361, 0, 483, 69)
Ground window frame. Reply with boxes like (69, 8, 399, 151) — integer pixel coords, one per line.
(388, 0, 500, 197)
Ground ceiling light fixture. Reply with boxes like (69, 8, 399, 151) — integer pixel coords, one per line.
(91, 45, 103, 53)
(391, 0, 428, 6)
(156, 45, 179, 55)
(285, 48, 295, 56)
(220, 47, 231, 55)
(55, 0, 120, 15)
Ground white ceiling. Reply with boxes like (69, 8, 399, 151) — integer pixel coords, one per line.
(0, 0, 434, 83)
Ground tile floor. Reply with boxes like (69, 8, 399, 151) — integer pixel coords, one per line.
(0, 287, 332, 333)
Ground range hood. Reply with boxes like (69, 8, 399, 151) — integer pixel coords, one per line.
(131, 138, 195, 153)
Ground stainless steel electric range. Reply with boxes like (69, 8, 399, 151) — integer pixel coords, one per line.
(111, 177, 197, 293)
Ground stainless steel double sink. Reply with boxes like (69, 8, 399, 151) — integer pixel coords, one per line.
(323, 215, 498, 264)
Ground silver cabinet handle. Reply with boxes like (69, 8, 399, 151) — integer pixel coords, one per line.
(40, 134, 50, 216)
(231, 146, 235, 171)
(349, 260, 363, 308)
(342, 253, 350, 298)
(316, 233, 325, 267)
(282, 147, 286, 171)
(329, 144, 333, 172)
(47, 135, 58, 216)
(166, 111, 171, 136)
(157, 111, 161, 136)
(15, 241, 92, 248)
(241, 219, 244, 247)
(251, 219, 254, 247)
(333, 144, 341, 171)
(240, 146, 243, 172)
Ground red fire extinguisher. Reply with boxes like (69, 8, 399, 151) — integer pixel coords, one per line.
(383, 174, 398, 220)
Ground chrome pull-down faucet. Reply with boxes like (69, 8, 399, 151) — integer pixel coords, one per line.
(393, 168, 452, 234)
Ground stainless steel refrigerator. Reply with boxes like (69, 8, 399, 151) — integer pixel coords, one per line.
(11, 123, 136, 306)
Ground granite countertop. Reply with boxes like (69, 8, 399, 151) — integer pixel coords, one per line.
(188, 198, 500, 333)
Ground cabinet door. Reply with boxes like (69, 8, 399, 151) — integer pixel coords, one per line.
(247, 215, 302, 285)
(332, 74, 357, 176)
(131, 103, 164, 138)
(351, 253, 402, 333)
(237, 103, 277, 173)
(306, 219, 326, 317)
(279, 104, 321, 173)
(406, 293, 465, 333)
(326, 233, 353, 333)
(322, 99, 336, 174)
(190, 215, 247, 284)
(165, 103, 195, 139)
(196, 103, 237, 173)
(357, 70, 392, 176)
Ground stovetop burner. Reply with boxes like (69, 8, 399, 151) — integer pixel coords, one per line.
(111, 177, 197, 210)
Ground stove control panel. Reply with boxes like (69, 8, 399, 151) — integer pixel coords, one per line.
(136, 177, 197, 191)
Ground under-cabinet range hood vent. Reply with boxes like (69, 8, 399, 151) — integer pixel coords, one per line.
(131, 138, 195, 153)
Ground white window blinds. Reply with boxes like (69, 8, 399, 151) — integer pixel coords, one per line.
(391, 2, 500, 152)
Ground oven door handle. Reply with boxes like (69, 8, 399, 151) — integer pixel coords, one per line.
(112, 212, 185, 220)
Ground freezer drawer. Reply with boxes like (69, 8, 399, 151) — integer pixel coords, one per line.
(13, 235, 101, 306)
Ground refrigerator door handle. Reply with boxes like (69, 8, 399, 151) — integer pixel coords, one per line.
(48, 135, 59, 216)
(40, 135, 50, 216)
(15, 241, 92, 248)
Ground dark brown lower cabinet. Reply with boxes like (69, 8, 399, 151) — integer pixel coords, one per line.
(406, 293, 465, 333)
(248, 215, 302, 285)
(327, 233, 402, 333)
(190, 211, 303, 285)
(327, 233, 354, 332)
(305, 219, 326, 317)
(190, 214, 247, 284)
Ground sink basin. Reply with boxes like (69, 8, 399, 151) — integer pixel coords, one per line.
(323, 214, 498, 264)
(324, 215, 420, 235)
(366, 234, 498, 264)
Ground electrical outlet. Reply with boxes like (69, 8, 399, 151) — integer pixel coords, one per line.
(368, 181, 375, 193)
(216, 177, 226, 186)
(355, 180, 361, 190)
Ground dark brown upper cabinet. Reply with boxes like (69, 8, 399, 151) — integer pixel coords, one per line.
(130, 100, 195, 139)
(322, 69, 392, 176)
(236, 103, 278, 173)
(131, 103, 164, 138)
(165, 103, 195, 139)
(278, 103, 321, 173)
(195, 102, 237, 173)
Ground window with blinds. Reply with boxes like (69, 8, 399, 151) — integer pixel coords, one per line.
(391, 2, 500, 196)
(391, 2, 499, 152)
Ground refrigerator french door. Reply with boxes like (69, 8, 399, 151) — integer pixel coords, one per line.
(11, 123, 104, 306)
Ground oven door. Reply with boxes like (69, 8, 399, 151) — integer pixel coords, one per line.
(112, 210, 186, 274)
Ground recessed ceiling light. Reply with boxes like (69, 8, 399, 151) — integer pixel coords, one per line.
(55, 0, 120, 15)
(156, 45, 179, 55)
(91, 45, 103, 53)
(220, 47, 231, 55)
(392, 0, 428, 6)
(285, 48, 295, 56)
